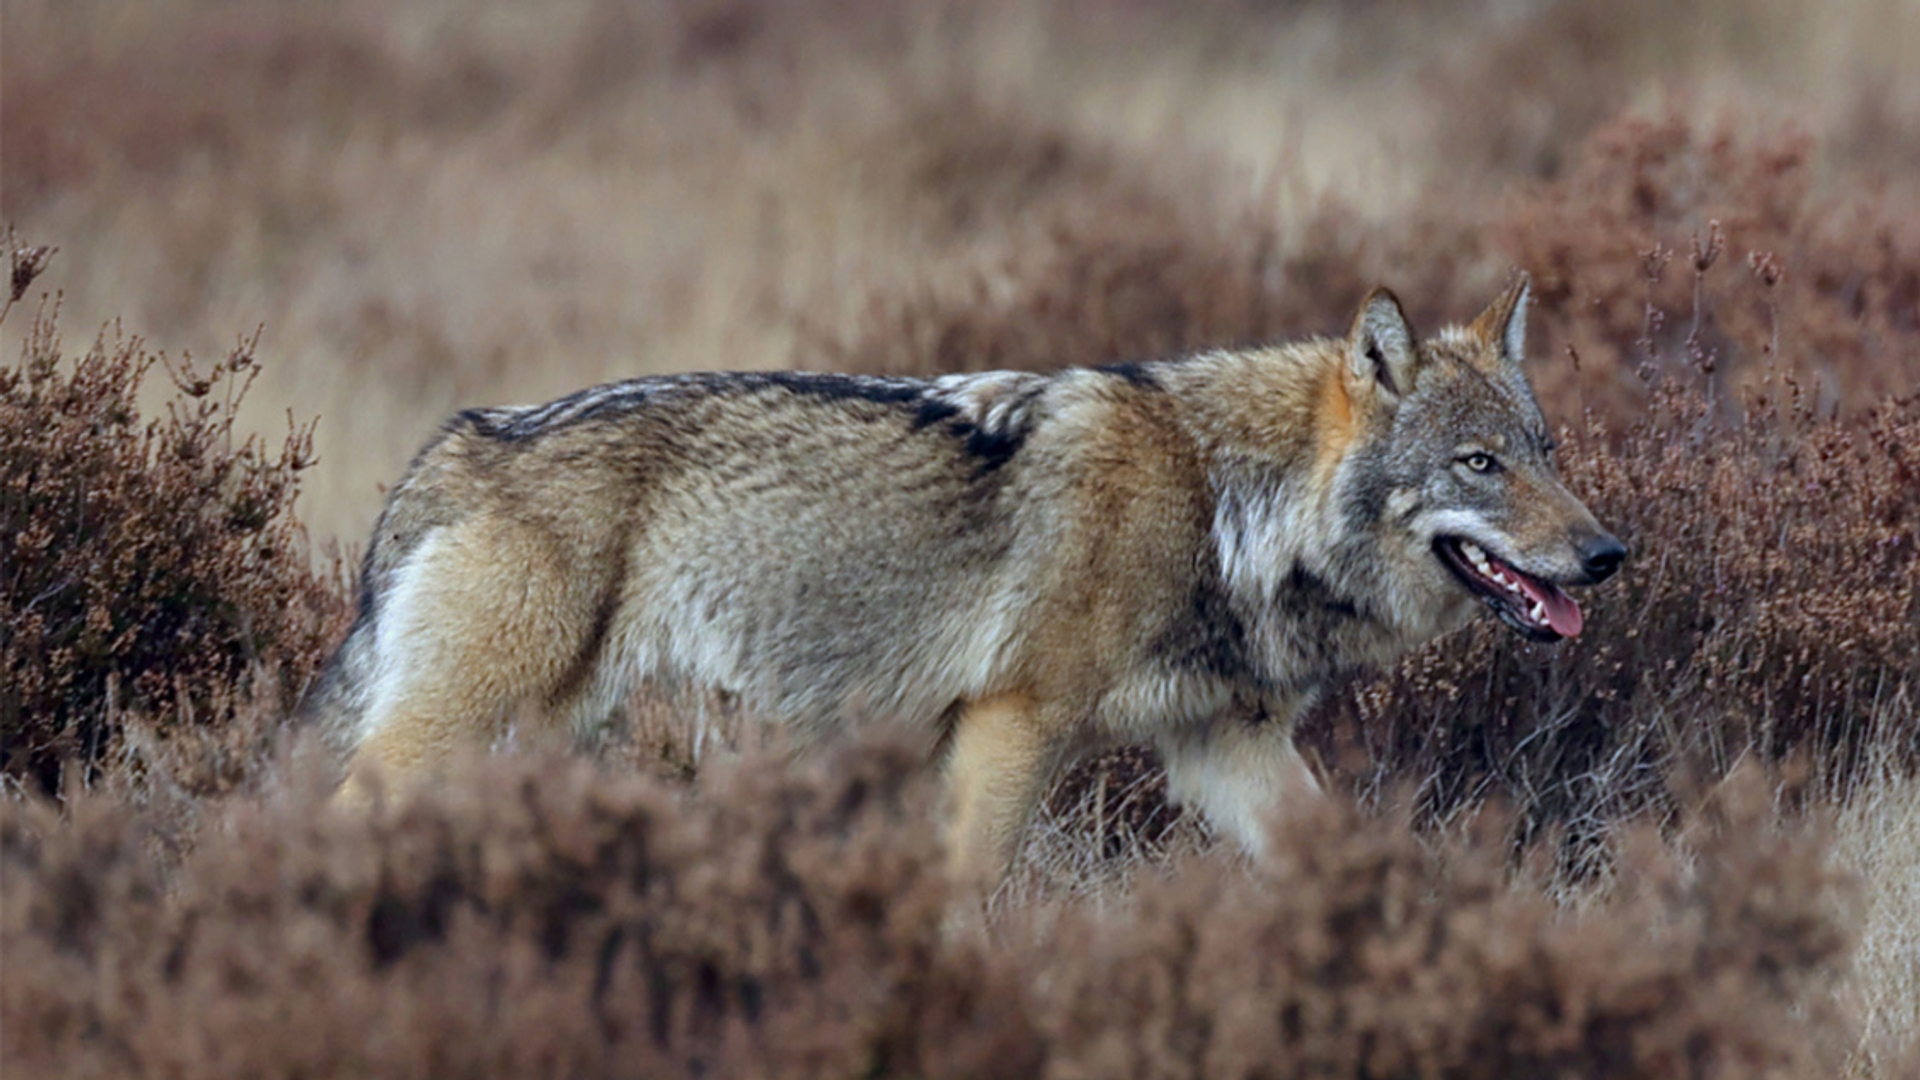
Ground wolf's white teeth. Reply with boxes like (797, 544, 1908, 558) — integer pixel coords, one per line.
(1458, 540, 1529, 603)
(1529, 601, 1546, 623)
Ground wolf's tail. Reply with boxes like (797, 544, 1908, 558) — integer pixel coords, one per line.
(296, 413, 484, 754)
(297, 599, 381, 754)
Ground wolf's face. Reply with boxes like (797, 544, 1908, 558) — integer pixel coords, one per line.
(1346, 279, 1624, 642)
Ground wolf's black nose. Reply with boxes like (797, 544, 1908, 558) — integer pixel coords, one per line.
(1576, 533, 1626, 582)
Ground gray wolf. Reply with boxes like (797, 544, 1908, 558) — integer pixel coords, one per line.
(302, 276, 1624, 885)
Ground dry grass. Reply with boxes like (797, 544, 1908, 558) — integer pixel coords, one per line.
(1831, 764, 1920, 1078)
(4, 0, 1920, 1074)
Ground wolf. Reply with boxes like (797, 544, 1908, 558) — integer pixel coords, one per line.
(302, 275, 1623, 885)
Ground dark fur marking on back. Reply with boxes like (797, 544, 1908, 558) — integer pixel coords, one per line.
(913, 397, 963, 429)
(1095, 361, 1161, 390)
(458, 368, 1033, 475)
(467, 371, 940, 443)
(560, 393, 654, 431)
(463, 392, 634, 443)
(724, 370, 928, 408)
(456, 407, 515, 441)
(947, 420, 1025, 476)
(453, 404, 566, 445)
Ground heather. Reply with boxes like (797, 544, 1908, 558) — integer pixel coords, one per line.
(0, 738, 1860, 1079)
(4, 1, 1918, 1075)
(0, 240, 345, 797)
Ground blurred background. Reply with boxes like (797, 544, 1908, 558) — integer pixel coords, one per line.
(5, 0, 1918, 547)
(5, 9, 1919, 1073)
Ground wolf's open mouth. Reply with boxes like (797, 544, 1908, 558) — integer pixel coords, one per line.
(1434, 537, 1583, 642)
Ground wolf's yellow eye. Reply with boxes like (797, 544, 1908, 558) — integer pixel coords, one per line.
(1463, 452, 1496, 473)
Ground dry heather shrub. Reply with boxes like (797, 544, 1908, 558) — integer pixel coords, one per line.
(1, 736, 1858, 1080)
(1025, 773, 1852, 1080)
(1496, 110, 1920, 420)
(1305, 383, 1919, 864)
(0, 735, 1035, 1080)
(1042, 744, 1186, 859)
(0, 267, 343, 795)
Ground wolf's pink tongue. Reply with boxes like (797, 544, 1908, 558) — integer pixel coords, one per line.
(1540, 589, 1583, 638)
(1514, 575, 1585, 638)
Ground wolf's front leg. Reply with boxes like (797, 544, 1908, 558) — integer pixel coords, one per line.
(1158, 704, 1321, 861)
(940, 691, 1065, 892)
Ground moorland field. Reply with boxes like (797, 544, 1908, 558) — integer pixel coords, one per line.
(3, 1, 1917, 1076)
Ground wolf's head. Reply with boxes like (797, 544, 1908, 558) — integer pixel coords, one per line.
(1339, 276, 1624, 642)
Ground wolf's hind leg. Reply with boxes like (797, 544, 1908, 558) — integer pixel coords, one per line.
(941, 692, 1062, 891)
(344, 516, 610, 798)
(1159, 711, 1320, 862)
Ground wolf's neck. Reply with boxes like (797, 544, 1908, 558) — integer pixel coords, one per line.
(1169, 345, 1396, 678)
(1156, 342, 1342, 475)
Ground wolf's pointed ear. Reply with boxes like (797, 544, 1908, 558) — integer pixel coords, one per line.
(1469, 273, 1531, 369)
(1348, 287, 1419, 402)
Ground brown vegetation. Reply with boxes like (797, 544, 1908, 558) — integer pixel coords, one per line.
(0, 243, 345, 797)
(3, 0, 1917, 1075)
(0, 736, 1858, 1079)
